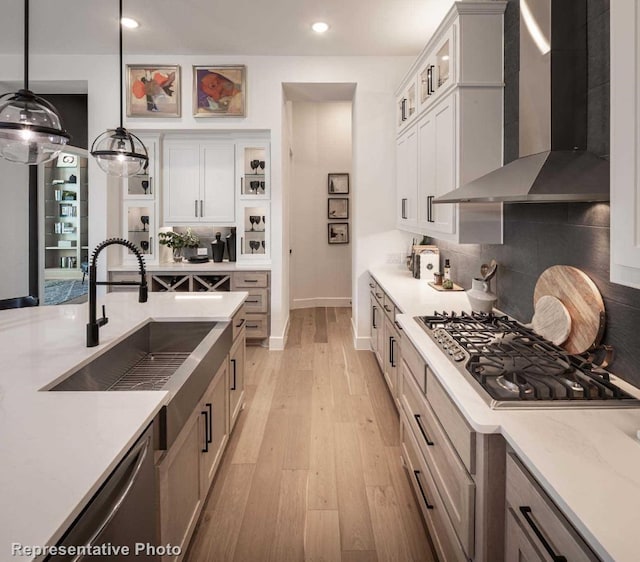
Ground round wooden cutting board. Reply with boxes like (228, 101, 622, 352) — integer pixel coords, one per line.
(533, 265, 605, 354)
(531, 295, 572, 346)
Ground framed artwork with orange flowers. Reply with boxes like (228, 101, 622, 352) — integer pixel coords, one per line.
(126, 64, 181, 118)
(193, 65, 246, 117)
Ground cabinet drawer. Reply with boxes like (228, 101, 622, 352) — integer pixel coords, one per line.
(382, 292, 395, 320)
(506, 452, 599, 561)
(244, 314, 268, 338)
(401, 333, 426, 394)
(426, 370, 475, 473)
(233, 272, 268, 288)
(243, 288, 268, 313)
(401, 412, 467, 562)
(370, 278, 384, 303)
(232, 306, 246, 341)
(401, 366, 475, 557)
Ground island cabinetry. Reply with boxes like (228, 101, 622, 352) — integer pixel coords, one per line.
(399, 333, 506, 562)
(229, 321, 246, 431)
(505, 451, 599, 562)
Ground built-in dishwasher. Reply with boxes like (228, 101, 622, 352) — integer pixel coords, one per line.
(46, 423, 158, 561)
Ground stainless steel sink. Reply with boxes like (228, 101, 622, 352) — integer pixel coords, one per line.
(47, 320, 232, 449)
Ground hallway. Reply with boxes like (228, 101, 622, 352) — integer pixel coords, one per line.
(186, 307, 435, 561)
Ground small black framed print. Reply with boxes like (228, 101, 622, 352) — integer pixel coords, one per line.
(328, 222, 349, 244)
(328, 197, 349, 219)
(328, 173, 349, 194)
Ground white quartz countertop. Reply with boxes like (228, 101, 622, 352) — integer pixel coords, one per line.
(109, 261, 271, 272)
(371, 265, 640, 562)
(0, 291, 246, 560)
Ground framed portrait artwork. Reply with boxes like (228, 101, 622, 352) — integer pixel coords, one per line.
(328, 198, 349, 219)
(328, 223, 349, 244)
(328, 173, 349, 194)
(126, 64, 181, 117)
(193, 65, 246, 117)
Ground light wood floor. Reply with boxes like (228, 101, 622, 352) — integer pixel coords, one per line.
(186, 307, 436, 562)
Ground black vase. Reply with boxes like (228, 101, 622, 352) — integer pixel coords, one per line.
(211, 232, 225, 263)
(226, 229, 236, 262)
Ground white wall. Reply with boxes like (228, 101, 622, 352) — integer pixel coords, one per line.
(0, 54, 414, 347)
(290, 101, 352, 309)
(0, 159, 29, 300)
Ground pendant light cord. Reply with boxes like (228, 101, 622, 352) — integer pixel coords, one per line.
(24, 0, 29, 91)
(119, 0, 123, 129)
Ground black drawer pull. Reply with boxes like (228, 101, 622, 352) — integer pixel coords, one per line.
(230, 359, 237, 390)
(413, 470, 434, 509)
(201, 409, 210, 453)
(414, 414, 434, 446)
(235, 318, 246, 329)
(389, 336, 396, 367)
(394, 320, 403, 331)
(246, 299, 260, 304)
(243, 279, 259, 283)
(372, 306, 378, 329)
(369, 283, 375, 289)
(519, 506, 567, 562)
(246, 324, 260, 329)
(384, 305, 392, 312)
(375, 292, 383, 299)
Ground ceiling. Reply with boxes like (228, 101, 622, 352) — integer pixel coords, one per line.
(0, 0, 454, 56)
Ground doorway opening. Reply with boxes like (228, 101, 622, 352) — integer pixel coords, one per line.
(283, 83, 355, 311)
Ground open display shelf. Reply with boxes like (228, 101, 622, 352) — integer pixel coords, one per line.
(193, 274, 231, 292)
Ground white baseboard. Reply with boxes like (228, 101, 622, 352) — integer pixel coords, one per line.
(291, 297, 351, 309)
(268, 315, 290, 351)
(351, 316, 373, 351)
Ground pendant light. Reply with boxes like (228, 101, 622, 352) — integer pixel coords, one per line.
(0, 0, 71, 165)
(90, 0, 148, 177)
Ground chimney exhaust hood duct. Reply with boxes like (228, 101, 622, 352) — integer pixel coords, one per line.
(434, 0, 609, 204)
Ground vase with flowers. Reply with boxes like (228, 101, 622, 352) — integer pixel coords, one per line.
(158, 228, 200, 262)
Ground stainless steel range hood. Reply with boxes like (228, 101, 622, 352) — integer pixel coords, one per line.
(435, 0, 609, 204)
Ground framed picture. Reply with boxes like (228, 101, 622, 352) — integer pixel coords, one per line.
(193, 65, 246, 117)
(56, 153, 77, 168)
(328, 173, 349, 194)
(328, 197, 349, 219)
(126, 64, 181, 117)
(328, 222, 349, 244)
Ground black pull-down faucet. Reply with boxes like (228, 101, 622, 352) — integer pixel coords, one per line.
(86, 238, 148, 347)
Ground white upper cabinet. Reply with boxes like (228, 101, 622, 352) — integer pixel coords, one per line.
(163, 138, 235, 224)
(611, 1, 640, 289)
(395, 1, 506, 244)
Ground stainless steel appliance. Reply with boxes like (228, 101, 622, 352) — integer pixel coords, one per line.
(46, 424, 158, 561)
(416, 312, 640, 409)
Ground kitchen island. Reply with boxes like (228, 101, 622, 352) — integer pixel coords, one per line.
(0, 291, 246, 561)
(371, 265, 640, 562)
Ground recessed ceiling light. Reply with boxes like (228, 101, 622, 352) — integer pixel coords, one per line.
(121, 17, 139, 29)
(312, 22, 329, 33)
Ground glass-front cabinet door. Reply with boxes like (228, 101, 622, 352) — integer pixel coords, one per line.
(124, 136, 156, 198)
(237, 141, 270, 200)
(126, 203, 154, 257)
(239, 203, 269, 261)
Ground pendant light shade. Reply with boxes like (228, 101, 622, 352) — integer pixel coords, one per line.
(91, 127, 148, 177)
(91, 0, 148, 178)
(0, 1, 70, 165)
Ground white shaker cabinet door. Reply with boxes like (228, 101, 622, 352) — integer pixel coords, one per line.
(200, 142, 236, 223)
(164, 141, 200, 223)
(611, 1, 640, 289)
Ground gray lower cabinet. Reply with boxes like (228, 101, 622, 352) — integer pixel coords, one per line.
(155, 312, 245, 562)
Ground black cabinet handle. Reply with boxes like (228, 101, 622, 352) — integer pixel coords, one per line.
(230, 359, 237, 390)
(394, 320, 403, 331)
(372, 306, 378, 329)
(195, 200, 198, 218)
(519, 506, 567, 562)
(375, 292, 383, 299)
(384, 304, 392, 312)
(246, 298, 260, 304)
(413, 470, 434, 509)
(369, 282, 375, 289)
(243, 279, 259, 283)
(246, 324, 259, 329)
(206, 403, 213, 445)
(235, 318, 246, 329)
(201, 410, 209, 453)
(401, 198, 408, 220)
(390, 337, 396, 367)
(200, 200, 204, 217)
(428, 65, 435, 94)
(401, 98, 407, 121)
(414, 414, 434, 446)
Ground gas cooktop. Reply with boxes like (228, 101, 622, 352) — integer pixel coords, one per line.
(416, 312, 640, 409)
